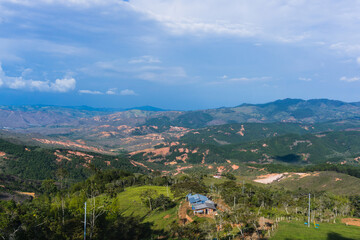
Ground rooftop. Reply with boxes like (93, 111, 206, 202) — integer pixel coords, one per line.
(187, 193, 209, 204)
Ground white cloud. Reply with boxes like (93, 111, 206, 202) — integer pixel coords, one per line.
(7, 77, 26, 89)
(3, 0, 360, 54)
(79, 89, 103, 94)
(78, 88, 136, 95)
(0, 0, 121, 7)
(340, 76, 360, 82)
(106, 88, 116, 95)
(129, 55, 161, 64)
(0, 63, 76, 92)
(126, 1, 360, 44)
(0, 38, 89, 62)
(330, 43, 360, 55)
(228, 76, 270, 82)
(50, 78, 76, 92)
(299, 77, 312, 82)
(208, 76, 270, 85)
(82, 59, 189, 84)
(357, 57, 360, 65)
(4, 0, 360, 62)
(120, 89, 136, 96)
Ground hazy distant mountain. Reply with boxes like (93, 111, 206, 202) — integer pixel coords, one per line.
(125, 106, 169, 112)
(2, 98, 360, 129)
(200, 98, 360, 126)
(0, 105, 167, 128)
(2, 98, 360, 151)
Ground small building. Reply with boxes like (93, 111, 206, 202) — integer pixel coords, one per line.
(186, 193, 216, 215)
(192, 200, 216, 215)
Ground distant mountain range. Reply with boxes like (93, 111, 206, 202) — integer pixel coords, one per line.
(1, 98, 360, 129)
(2, 98, 360, 179)
(2, 98, 360, 153)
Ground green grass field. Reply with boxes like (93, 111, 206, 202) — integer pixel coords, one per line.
(109, 185, 178, 230)
(271, 221, 360, 240)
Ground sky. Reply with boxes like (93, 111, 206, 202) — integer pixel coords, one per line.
(0, 0, 360, 110)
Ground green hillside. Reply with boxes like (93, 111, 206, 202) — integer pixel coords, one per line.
(107, 185, 177, 230)
(180, 122, 310, 145)
(271, 171, 360, 196)
(0, 138, 143, 181)
(133, 130, 360, 169)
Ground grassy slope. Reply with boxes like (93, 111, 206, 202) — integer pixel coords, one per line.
(271, 171, 360, 196)
(110, 186, 177, 230)
(271, 221, 360, 240)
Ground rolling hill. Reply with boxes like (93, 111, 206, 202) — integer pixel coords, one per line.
(3, 98, 360, 153)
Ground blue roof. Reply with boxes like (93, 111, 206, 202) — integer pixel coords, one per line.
(187, 193, 209, 204)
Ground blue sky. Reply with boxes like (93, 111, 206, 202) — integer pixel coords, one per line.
(0, 0, 360, 110)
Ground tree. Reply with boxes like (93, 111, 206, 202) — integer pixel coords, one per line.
(86, 181, 107, 240)
(153, 194, 175, 211)
(41, 179, 57, 195)
(140, 189, 158, 210)
(56, 168, 68, 225)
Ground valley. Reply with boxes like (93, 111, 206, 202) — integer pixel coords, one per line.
(1, 99, 360, 239)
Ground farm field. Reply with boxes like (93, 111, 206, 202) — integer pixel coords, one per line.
(271, 221, 360, 240)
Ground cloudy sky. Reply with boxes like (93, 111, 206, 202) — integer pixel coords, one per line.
(0, 0, 360, 110)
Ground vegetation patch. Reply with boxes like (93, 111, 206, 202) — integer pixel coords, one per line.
(271, 221, 360, 240)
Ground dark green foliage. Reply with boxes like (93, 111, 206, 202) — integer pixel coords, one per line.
(180, 122, 310, 146)
(0, 174, 41, 194)
(173, 112, 213, 128)
(275, 154, 302, 163)
(152, 194, 175, 210)
(0, 138, 142, 182)
(350, 196, 360, 217)
(291, 108, 315, 118)
(4, 147, 58, 180)
(141, 192, 175, 211)
(170, 180, 208, 198)
(144, 116, 172, 131)
(41, 179, 57, 194)
(168, 220, 208, 239)
(0, 168, 359, 239)
(104, 214, 153, 240)
(172, 130, 360, 166)
(0, 198, 154, 240)
(221, 172, 236, 180)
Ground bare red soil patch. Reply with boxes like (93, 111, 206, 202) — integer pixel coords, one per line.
(231, 164, 239, 170)
(15, 191, 36, 198)
(342, 218, 360, 227)
(33, 138, 106, 153)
